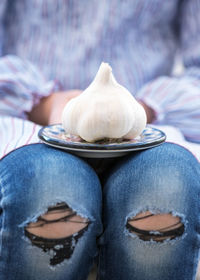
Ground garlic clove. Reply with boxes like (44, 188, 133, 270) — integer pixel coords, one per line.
(124, 103, 147, 139)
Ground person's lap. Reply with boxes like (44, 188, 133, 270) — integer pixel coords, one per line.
(0, 143, 199, 280)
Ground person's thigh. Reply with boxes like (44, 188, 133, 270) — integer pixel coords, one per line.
(0, 144, 102, 280)
(99, 143, 200, 280)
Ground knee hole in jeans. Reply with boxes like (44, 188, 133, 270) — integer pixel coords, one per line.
(126, 211, 184, 242)
(25, 202, 90, 265)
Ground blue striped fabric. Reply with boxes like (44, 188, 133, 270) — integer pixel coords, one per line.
(0, 55, 60, 118)
(0, 0, 200, 158)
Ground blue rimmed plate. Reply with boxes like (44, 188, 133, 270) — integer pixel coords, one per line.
(38, 124, 166, 158)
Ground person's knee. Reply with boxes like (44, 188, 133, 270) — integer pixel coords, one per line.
(126, 210, 184, 242)
(1, 144, 102, 219)
(104, 144, 198, 215)
(0, 145, 103, 266)
(107, 143, 199, 201)
(25, 202, 89, 239)
(24, 202, 90, 266)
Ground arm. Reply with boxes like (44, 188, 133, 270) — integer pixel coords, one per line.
(0, 2, 62, 123)
(136, 0, 200, 143)
(0, 55, 61, 121)
(0, 1, 70, 125)
(27, 90, 82, 125)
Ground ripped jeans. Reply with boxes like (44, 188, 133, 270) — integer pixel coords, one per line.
(0, 143, 200, 280)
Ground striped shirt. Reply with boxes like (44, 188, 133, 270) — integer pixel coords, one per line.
(0, 0, 200, 160)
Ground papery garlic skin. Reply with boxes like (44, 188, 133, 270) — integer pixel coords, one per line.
(62, 62, 147, 142)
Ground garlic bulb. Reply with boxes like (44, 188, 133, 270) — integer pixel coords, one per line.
(62, 62, 147, 142)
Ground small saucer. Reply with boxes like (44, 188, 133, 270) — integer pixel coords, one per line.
(38, 124, 166, 158)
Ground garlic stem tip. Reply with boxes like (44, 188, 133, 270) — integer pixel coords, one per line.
(94, 62, 112, 84)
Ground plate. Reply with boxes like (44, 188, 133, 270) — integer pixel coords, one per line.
(38, 124, 166, 158)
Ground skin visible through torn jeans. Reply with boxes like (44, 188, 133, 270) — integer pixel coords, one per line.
(0, 143, 200, 280)
(25, 202, 89, 266)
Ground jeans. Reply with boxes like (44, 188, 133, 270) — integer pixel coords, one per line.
(0, 143, 200, 280)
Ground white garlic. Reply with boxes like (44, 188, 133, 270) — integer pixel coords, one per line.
(62, 62, 147, 142)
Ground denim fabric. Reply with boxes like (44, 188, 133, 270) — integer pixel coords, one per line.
(100, 143, 200, 280)
(0, 144, 102, 280)
(0, 143, 200, 280)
